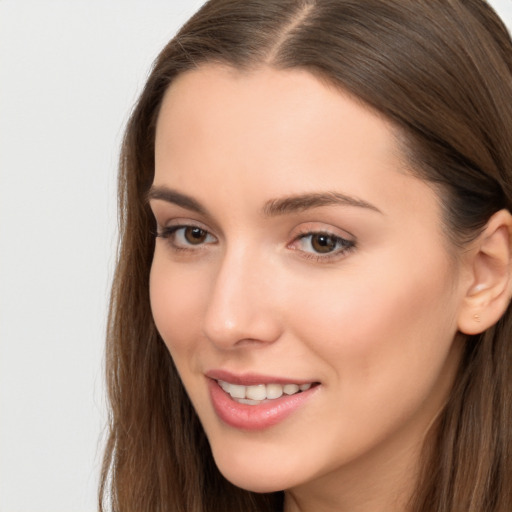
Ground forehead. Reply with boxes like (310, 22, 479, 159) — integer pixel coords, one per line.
(155, 65, 402, 186)
(156, 64, 395, 148)
(153, 65, 445, 244)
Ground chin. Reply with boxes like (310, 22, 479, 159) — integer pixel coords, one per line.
(219, 468, 288, 494)
(210, 444, 299, 493)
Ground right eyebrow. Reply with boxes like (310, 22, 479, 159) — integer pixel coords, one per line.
(146, 185, 208, 216)
(262, 191, 382, 216)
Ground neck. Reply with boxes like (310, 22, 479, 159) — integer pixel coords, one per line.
(283, 419, 429, 512)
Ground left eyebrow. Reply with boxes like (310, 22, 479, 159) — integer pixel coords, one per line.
(262, 192, 383, 216)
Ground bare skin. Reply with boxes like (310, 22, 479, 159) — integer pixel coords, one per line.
(149, 65, 512, 511)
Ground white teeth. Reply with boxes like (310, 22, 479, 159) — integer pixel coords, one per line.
(236, 398, 261, 405)
(246, 384, 267, 401)
(217, 380, 313, 403)
(266, 383, 283, 399)
(283, 383, 300, 395)
(219, 380, 230, 392)
(229, 384, 246, 399)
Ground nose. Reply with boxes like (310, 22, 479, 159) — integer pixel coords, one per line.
(201, 247, 282, 350)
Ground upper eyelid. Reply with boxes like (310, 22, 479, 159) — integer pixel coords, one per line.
(155, 217, 213, 233)
(288, 225, 357, 256)
(291, 231, 355, 248)
(289, 236, 356, 263)
(291, 223, 356, 241)
(150, 204, 222, 236)
(156, 225, 217, 251)
(157, 228, 353, 262)
(149, 194, 358, 236)
(154, 215, 357, 247)
(296, 231, 352, 242)
(157, 223, 216, 239)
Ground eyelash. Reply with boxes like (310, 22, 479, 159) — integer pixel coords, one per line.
(154, 224, 356, 262)
(155, 225, 216, 252)
(289, 230, 356, 262)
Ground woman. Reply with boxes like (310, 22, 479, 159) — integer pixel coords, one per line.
(100, 1, 512, 511)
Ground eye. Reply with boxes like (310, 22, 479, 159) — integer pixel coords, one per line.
(156, 225, 216, 249)
(290, 231, 355, 259)
(306, 233, 341, 253)
(179, 226, 210, 245)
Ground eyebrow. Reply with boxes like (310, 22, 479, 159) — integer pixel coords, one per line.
(147, 186, 207, 216)
(147, 186, 382, 217)
(263, 191, 382, 216)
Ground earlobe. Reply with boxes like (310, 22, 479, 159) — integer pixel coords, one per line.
(458, 209, 512, 335)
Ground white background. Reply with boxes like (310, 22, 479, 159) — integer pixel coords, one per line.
(0, 1, 511, 511)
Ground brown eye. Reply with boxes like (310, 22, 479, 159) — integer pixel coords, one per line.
(155, 225, 216, 248)
(184, 227, 208, 244)
(292, 231, 355, 260)
(310, 233, 338, 253)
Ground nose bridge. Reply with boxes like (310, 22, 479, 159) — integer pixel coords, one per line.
(202, 242, 281, 348)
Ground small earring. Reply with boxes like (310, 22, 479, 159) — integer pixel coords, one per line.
(473, 313, 481, 322)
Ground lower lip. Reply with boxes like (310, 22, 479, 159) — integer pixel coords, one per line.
(208, 379, 318, 431)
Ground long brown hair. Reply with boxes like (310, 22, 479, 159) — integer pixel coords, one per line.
(99, 1, 512, 510)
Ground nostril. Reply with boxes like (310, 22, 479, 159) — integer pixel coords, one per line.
(202, 306, 282, 349)
(200, 255, 283, 348)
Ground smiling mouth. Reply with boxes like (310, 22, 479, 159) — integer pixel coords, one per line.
(217, 380, 316, 405)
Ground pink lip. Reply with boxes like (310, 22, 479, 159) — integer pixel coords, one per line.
(206, 371, 319, 431)
(206, 369, 314, 386)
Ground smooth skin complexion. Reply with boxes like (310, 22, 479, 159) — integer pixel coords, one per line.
(149, 65, 512, 512)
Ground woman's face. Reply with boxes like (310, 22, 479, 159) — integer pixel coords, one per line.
(149, 65, 467, 498)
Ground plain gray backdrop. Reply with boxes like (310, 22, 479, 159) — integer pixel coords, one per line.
(1, 1, 511, 511)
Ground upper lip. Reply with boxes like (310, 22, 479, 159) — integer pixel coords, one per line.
(206, 369, 316, 386)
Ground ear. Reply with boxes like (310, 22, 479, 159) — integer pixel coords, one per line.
(458, 209, 512, 335)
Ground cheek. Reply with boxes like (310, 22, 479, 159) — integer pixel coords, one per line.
(286, 251, 460, 402)
(273, 257, 462, 467)
(149, 254, 207, 356)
